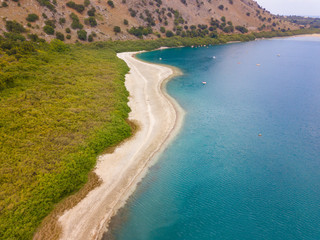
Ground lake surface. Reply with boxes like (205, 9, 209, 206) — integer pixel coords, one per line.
(104, 36, 320, 240)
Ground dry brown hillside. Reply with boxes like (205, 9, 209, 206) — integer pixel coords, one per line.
(0, 0, 298, 42)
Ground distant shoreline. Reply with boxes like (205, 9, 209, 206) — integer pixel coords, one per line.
(58, 52, 185, 240)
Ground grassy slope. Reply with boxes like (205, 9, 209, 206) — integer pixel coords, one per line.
(1, 27, 320, 239)
(0, 44, 131, 239)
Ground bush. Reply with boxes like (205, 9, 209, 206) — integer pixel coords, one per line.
(160, 26, 165, 33)
(235, 26, 248, 33)
(77, 29, 87, 40)
(66, 34, 71, 39)
(107, 0, 114, 8)
(2, 2, 8, 7)
(56, 32, 65, 41)
(66, 28, 71, 33)
(59, 17, 66, 25)
(114, 26, 121, 33)
(88, 34, 94, 42)
(84, 0, 90, 7)
(70, 13, 84, 29)
(84, 17, 97, 27)
(28, 33, 39, 42)
(43, 25, 55, 35)
(5, 20, 26, 33)
(26, 14, 39, 22)
(45, 19, 56, 28)
(218, 5, 224, 10)
(66, 1, 85, 13)
(87, 7, 96, 16)
(36, 0, 56, 12)
(166, 30, 174, 37)
(123, 19, 128, 25)
(50, 39, 69, 52)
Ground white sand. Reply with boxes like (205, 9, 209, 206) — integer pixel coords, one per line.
(59, 52, 184, 240)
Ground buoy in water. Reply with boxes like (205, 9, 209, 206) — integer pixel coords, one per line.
(159, 58, 162, 60)
(258, 133, 262, 137)
(213, 56, 216, 59)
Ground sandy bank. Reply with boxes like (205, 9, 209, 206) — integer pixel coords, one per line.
(58, 52, 184, 240)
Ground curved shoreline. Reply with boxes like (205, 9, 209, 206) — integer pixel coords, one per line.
(58, 52, 185, 240)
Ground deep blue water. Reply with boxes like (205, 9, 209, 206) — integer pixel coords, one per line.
(105, 36, 320, 240)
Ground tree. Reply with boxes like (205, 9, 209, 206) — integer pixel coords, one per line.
(87, 7, 96, 16)
(56, 32, 65, 41)
(113, 26, 121, 33)
(165, 30, 174, 37)
(160, 26, 165, 33)
(26, 14, 39, 22)
(85, 17, 97, 27)
(77, 29, 87, 40)
(5, 20, 26, 33)
(107, 0, 114, 8)
(43, 25, 55, 35)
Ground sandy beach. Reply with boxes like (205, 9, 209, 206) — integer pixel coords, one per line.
(58, 52, 184, 240)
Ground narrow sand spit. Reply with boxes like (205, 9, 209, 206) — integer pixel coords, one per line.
(59, 52, 184, 240)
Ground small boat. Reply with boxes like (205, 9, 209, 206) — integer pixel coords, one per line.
(213, 56, 216, 59)
(258, 133, 262, 137)
(277, 54, 281, 57)
(202, 81, 207, 85)
(159, 58, 162, 60)
(256, 64, 261, 66)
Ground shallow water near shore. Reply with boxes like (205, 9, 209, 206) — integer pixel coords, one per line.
(104, 36, 320, 240)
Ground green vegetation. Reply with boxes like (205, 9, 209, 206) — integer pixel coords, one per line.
(43, 25, 55, 35)
(107, 0, 114, 8)
(1, 26, 320, 239)
(0, 38, 132, 239)
(70, 13, 84, 30)
(5, 20, 26, 34)
(36, 0, 56, 12)
(26, 14, 39, 22)
(84, 17, 97, 27)
(77, 29, 87, 40)
(114, 26, 121, 33)
(66, 1, 85, 13)
(56, 32, 65, 41)
(87, 7, 96, 16)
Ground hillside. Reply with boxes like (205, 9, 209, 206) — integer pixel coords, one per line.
(0, 0, 298, 42)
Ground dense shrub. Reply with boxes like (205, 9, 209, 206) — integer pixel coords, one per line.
(26, 13, 39, 22)
(70, 13, 83, 29)
(66, 1, 85, 13)
(123, 19, 128, 25)
(45, 19, 56, 28)
(84, 0, 90, 7)
(107, 0, 114, 8)
(59, 17, 66, 25)
(87, 7, 96, 16)
(36, 0, 56, 12)
(160, 26, 165, 33)
(5, 21, 26, 33)
(166, 30, 174, 37)
(113, 26, 121, 33)
(84, 17, 97, 27)
(235, 26, 248, 33)
(218, 5, 224, 10)
(56, 32, 65, 41)
(43, 25, 55, 35)
(77, 29, 87, 40)
(66, 28, 71, 33)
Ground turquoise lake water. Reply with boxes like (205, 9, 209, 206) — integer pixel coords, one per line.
(104, 36, 320, 240)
